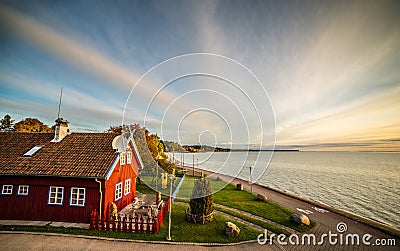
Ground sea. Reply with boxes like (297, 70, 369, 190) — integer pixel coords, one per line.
(169, 151, 400, 229)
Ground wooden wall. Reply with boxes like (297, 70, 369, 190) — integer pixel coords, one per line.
(0, 176, 99, 223)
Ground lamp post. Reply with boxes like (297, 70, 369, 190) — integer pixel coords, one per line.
(166, 174, 175, 241)
(249, 166, 253, 194)
(192, 154, 195, 176)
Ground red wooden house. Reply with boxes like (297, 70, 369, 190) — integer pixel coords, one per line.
(0, 119, 143, 223)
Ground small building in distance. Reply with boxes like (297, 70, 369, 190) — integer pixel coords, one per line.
(0, 119, 143, 223)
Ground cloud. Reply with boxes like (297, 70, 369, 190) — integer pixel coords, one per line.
(0, 70, 123, 130)
(0, 4, 183, 114)
(276, 86, 400, 148)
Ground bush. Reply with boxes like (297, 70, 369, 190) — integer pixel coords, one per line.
(187, 178, 214, 223)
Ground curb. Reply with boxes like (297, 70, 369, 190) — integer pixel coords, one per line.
(0, 231, 258, 246)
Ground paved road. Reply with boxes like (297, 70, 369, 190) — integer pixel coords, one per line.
(0, 232, 273, 251)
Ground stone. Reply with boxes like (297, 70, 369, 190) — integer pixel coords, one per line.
(257, 194, 268, 202)
(225, 222, 240, 237)
(290, 214, 310, 226)
(236, 183, 243, 191)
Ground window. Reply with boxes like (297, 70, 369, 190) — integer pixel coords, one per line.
(48, 186, 64, 205)
(24, 145, 43, 156)
(70, 187, 85, 206)
(124, 179, 131, 195)
(120, 152, 126, 165)
(18, 185, 29, 195)
(127, 151, 132, 164)
(2, 185, 13, 195)
(115, 182, 122, 201)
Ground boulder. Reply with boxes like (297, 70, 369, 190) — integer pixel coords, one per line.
(257, 194, 268, 202)
(225, 222, 240, 237)
(236, 183, 243, 191)
(290, 214, 310, 226)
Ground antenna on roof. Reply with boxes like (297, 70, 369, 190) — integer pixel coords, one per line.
(52, 86, 69, 142)
(57, 86, 63, 120)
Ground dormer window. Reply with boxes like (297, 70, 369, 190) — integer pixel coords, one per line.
(127, 151, 132, 164)
(24, 145, 43, 157)
(120, 152, 126, 165)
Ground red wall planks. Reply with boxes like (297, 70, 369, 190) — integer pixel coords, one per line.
(0, 176, 99, 223)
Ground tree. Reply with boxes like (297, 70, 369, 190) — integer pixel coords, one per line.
(106, 124, 141, 134)
(14, 118, 54, 132)
(0, 114, 14, 131)
(187, 177, 214, 223)
(107, 123, 177, 174)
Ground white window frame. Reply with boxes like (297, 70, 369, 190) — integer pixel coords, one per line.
(17, 185, 29, 195)
(70, 187, 86, 207)
(127, 151, 132, 164)
(115, 182, 122, 201)
(48, 186, 64, 205)
(124, 179, 131, 195)
(2, 185, 13, 195)
(120, 152, 126, 166)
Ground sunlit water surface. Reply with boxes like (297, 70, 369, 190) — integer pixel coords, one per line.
(171, 151, 400, 229)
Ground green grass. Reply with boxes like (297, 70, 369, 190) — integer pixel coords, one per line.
(136, 180, 158, 194)
(164, 203, 260, 242)
(141, 176, 315, 232)
(0, 203, 260, 243)
(174, 175, 227, 199)
(214, 205, 291, 236)
(213, 183, 315, 232)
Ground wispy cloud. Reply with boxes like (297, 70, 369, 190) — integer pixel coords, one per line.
(1, 1, 399, 150)
(0, 4, 184, 114)
(0, 70, 124, 129)
(276, 86, 400, 149)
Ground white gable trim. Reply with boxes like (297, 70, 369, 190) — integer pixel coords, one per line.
(105, 132, 144, 180)
(129, 135, 144, 169)
(105, 154, 119, 180)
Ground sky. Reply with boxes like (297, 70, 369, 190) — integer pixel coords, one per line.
(0, 0, 399, 151)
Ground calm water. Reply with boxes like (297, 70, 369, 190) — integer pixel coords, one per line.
(170, 151, 400, 229)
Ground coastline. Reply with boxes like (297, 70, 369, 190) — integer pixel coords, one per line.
(183, 165, 400, 239)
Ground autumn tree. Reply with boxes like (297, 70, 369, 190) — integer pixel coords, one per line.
(106, 124, 141, 134)
(14, 118, 54, 132)
(108, 124, 177, 174)
(0, 114, 14, 131)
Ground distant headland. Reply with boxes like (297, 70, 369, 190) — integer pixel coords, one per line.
(163, 141, 299, 153)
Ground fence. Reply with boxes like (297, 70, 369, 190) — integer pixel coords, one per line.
(90, 197, 171, 234)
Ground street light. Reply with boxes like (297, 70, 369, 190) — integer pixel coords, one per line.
(249, 166, 253, 194)
(166, 173, 175, 241)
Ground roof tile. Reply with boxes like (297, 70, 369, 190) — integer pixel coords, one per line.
(0, 132, 118, 178)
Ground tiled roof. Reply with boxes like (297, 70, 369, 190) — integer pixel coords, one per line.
(0, 132, 118, 178)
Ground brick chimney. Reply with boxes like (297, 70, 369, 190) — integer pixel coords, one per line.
(51, 118, 70, 142)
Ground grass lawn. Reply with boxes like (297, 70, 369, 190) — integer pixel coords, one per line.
(214, 205, 291, 236)
(174, 176, 314, 232)
(161, 203, 260, 242)
(0, 203, 260, 243)
(213, 183, 315, 232)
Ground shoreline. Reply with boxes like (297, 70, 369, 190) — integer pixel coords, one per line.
(183, 165, 400, 238)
